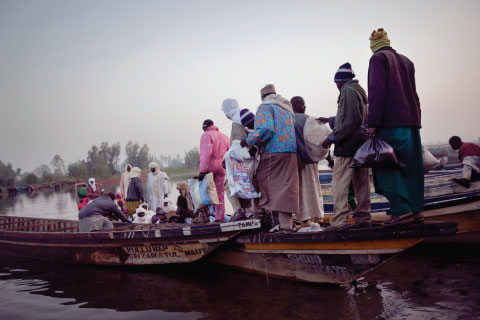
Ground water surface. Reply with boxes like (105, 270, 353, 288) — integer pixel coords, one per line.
(0, 185, 479, 319)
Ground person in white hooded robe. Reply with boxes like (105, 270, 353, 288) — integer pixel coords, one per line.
(146, 162, 171, 212)
(221, 98, 253, 220)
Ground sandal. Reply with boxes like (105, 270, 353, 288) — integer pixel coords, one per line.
(384, 212, 414, 226)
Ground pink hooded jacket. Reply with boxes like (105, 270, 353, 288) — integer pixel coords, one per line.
(199, 125, 230, 175)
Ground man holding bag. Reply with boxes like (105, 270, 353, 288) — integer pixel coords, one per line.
(322, 63, 371, 230)
(196, 119, 230, 222)
(367, 28, 423, 225)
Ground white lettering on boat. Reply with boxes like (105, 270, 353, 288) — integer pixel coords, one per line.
(122, 244, 210, 263)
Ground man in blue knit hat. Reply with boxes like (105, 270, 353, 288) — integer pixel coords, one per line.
(322, 62, 371, 231)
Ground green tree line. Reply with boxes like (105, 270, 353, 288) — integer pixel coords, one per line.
(0, 141, 200, 187)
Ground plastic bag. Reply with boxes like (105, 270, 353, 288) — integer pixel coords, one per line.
(188, 173, 219, 209)
(349, 137, 404, 168)
(225, 140, 260, 199)
(303, 117, 332, 162)
(423, 147, 440, 172)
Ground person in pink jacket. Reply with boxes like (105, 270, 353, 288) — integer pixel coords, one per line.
(197, 119, 230, 221)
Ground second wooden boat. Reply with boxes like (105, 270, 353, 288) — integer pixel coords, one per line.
(210, 221, 457, 284)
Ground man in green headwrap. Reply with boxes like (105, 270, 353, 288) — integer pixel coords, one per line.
(367, 28, 424, 226)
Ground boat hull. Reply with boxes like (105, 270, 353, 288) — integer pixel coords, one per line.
(0, 216, 261, 265)
(211, 222, 457, 284)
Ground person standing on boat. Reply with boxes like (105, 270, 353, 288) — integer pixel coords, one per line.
(367, 28, 423, 225)
(221, 98, 254, 221)
(146, 162, 171, 212)
(86, 177, 102, 201)
(119, 164, 132, 198)
(196, 119, 230, 222)
(125, 167, 144, 217)
(290, 96, 324, 229)
(78, 192, 130, 232)
(241, 84, 299, 232)
(449, 136, 480, 188)
(321, 63, 371, 231)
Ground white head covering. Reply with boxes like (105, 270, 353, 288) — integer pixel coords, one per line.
(222, 98, 242, 124)
(88, 178, 96, 192)
(129, 167, 141, 178)
(134, 206, 147, 223)
(148, 162, 160, 176)
(136, 207, 146, 214)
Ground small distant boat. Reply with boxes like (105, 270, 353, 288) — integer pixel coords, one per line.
(0, 216, 261, 265)
(6, 185, 34, 195)
(210, 221, 457, 284)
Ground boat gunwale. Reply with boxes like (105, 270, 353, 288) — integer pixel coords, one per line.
(235, 221, 457, 244)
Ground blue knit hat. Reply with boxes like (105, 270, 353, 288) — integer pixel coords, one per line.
(240, 109, 255, 127)
(334, 62, 355, 82)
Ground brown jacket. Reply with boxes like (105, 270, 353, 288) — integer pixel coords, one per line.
(86, 185, 101, 201)
(230, 122, 248, 143)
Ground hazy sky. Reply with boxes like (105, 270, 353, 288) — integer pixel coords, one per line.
(1, 0, 479, 172)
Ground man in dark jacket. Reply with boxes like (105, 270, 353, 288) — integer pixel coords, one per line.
(367, 28, 423, 225)
(79, 192, 130, 232)
(125, 167, 144, 217)
(322, 63, 371, 230)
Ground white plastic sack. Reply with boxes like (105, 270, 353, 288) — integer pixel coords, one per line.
(423, 147, 440, 173)
(304, 117, 332, 162)
(188, 173, 219, 209)
(225, 140, 260, 199)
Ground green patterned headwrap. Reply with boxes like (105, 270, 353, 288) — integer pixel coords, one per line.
(369, 28, 390, 53)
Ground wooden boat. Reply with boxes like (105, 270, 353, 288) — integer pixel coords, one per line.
(210, 221, 457, 284)
(0, 216, 261, 265)
(320, 168, 480, 242)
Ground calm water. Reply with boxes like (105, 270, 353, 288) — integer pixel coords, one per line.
(0, 184, 479, 319)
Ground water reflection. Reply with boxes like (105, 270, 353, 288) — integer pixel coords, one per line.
(1, 180, 480, 319)
(1, 245, 479, 320)
(0, 254, 380, 320)
(0, 175, 233, 219)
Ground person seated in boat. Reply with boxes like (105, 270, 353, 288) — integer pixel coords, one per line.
(176, 182, 195, 223)
(133, 206, 153, 224)
(168, 215, 179, 223)
(140, 202, 155, 220)
(152, 207, 168, 224)
(449, 136, 480, 188)
(78, 192, 130, 232)
(78, 197, 89, 211)
(86, 177, 102, 201)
